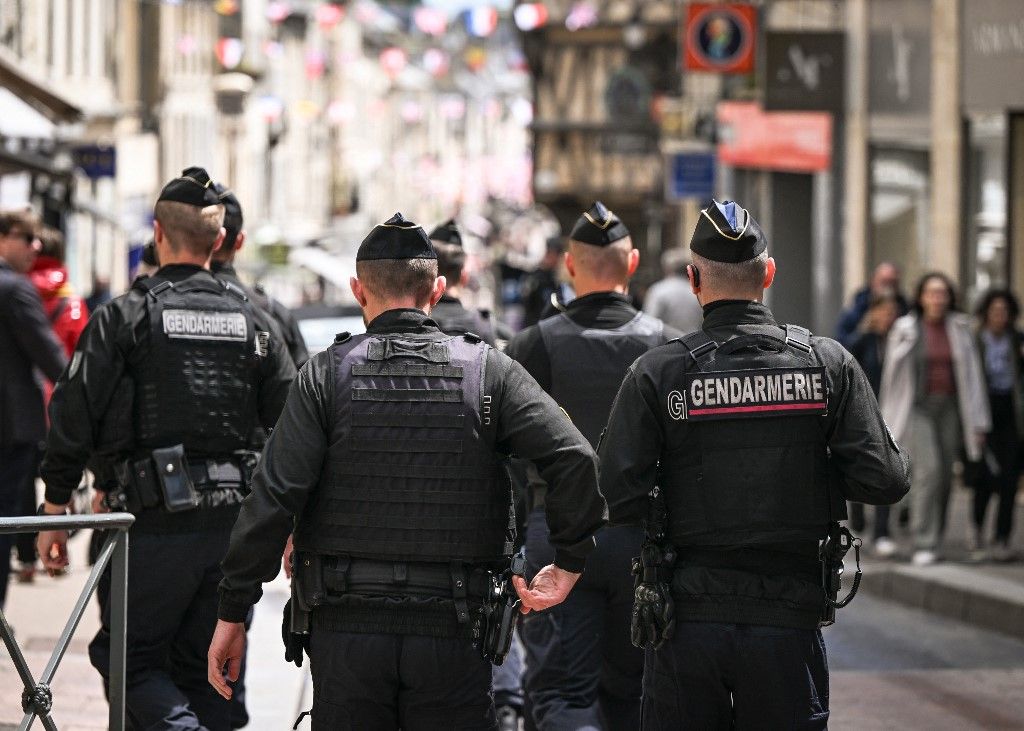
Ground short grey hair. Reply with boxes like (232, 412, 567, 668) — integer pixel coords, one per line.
(690, 251, 768, 294)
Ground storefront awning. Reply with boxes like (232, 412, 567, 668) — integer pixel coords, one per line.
(0, 47, 82, 124)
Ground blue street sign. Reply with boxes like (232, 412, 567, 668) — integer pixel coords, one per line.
(72, 144, 116, 179)
(667, 152, 716, 200)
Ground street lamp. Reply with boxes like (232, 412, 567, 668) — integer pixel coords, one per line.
(213, 72, 255, 187)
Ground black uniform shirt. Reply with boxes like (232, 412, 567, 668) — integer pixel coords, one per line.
(212, 262, 310, 368)
(41, 264, 297, 505)
(218, 308, 606, 622)
(599, 301, 911, 526)
(506, 292, 682, 391)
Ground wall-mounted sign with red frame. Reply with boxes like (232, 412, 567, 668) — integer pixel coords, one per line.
(717, 101, 832, 173)
(684, 3, 757, 74)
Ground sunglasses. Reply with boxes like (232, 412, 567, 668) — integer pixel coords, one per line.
(6, 230, 36, 245)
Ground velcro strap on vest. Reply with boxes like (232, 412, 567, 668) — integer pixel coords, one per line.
(352, 363, 464, 378)
(351, 412, 465, 429)
(784, 324, 812, 353)
(353, 388, 462, 403)
(680, 330, 718, 368)
(344, 437, 463, 453)
(451, 561, 470, 624)
(368, 338, 451, 363)
(331, 461, 498, 480)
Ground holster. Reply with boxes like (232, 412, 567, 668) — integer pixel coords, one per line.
(818, 522, 862, 628)
(284, 553, 314, 667)
(478, 551, 526, 665)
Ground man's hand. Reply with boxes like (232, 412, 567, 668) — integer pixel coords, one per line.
(282, 534, 294, 580)
(91, 490, 109, 514)
(208, 620, 247, 700)
(37, 502, 70, 576)
(512, 564, 581, 614)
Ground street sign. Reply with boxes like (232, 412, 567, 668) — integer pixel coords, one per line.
(666, 152, 716, 200)
(72, 144, 116, 179)
(684, 3, 757, 74)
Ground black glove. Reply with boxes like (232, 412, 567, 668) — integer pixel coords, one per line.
(630, 582, 675, 651)
(281, 599, 309, 667)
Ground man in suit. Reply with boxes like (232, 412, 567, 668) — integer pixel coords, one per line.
(0, 209, 67, 608)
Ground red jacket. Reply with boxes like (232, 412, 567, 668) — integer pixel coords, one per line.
(28, 257, 88, 408)
(29, 256, 88, 359)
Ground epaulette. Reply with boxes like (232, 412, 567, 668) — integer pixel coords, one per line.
(334, 331, 352, 344)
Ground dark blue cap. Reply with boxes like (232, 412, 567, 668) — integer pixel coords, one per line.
(157, 167, 221, 207)
(689, 200, 767, 263)
(357, 213, 437, 261)
(569, 201, 630, 246)
(428, 219, 462, 247)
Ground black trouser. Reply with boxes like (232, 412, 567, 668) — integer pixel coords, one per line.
(847, 502, 891, 540)
(0, 444, 38, 608)
(641, 622, 829, 730)
(521, 507, 643, 730)
(89, 525, 235, 731)
(973, 392, 1021, 542)
(308, 629, 496, 730)
(14, 446, 39, 565)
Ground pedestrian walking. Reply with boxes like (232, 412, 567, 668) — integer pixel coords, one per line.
(520, 237, 570, 327)
(0, 210, 67, 608)
(879, 273, 990, 566)
(642, 247, 703, 334)
(506, 201, 679, 730)
(207, 213, 605, 730)
(428, 219, 511, 348)
(211, 183, 309, 369)
(36, 167, 296, 730)
(835, 262, 907, 349)
(846, 289, 901, 557)
(971, 289, 1024, 562)
(598, 200, 910, 729)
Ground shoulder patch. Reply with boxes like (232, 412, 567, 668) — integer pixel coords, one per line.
(670, 366, 828, 422)
(335, 331, 352, 344)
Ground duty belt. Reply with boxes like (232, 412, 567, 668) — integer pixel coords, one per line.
(314, 556, 494, 600)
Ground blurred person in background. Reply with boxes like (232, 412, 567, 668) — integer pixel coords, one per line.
(836, 262, 907, 349)
(972, 290, 1024, 562)
(880, 273, 990, 566)
(29, 228, 89, 366)
(428, 219, 511, 349)
(85, 275, 112, 314)
(0, 210, 67, 606)
(211, 183, 308, 369)
(13, 228, 90, 582)
(642, 247, 703, 334)
(846, 290, 901, 557)
(521, 236, 571, 328)
(135, 240, 160, 280)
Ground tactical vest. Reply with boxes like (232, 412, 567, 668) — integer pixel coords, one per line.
(131, 275, 263, 456)
(294, 332, 511, 564)
(539, 311, 665, 447)
(659, 324, 839, 547)
(430, 300, 496, 347)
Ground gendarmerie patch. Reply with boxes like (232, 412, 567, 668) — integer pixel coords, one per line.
(162, 309, 247, 342)
(669, 366, 828, 421)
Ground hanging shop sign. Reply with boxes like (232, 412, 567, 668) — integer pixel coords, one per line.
(963, 0, 1024, 111)
(765, 31, 845, 112)
(717, 102, 831, 173)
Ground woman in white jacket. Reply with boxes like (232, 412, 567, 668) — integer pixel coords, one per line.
(878, 273, 991, 565)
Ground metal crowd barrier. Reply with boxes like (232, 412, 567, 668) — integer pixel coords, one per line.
(0, 513, 134, 731)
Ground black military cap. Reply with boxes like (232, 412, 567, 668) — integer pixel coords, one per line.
(213, 183, 243, 234)
(428, 219, 462, 247)
(569, 201, 630, 246)
(157, 167, 222, 207)
(689, 200, 767, 263)
(356, 213, 437, 261)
